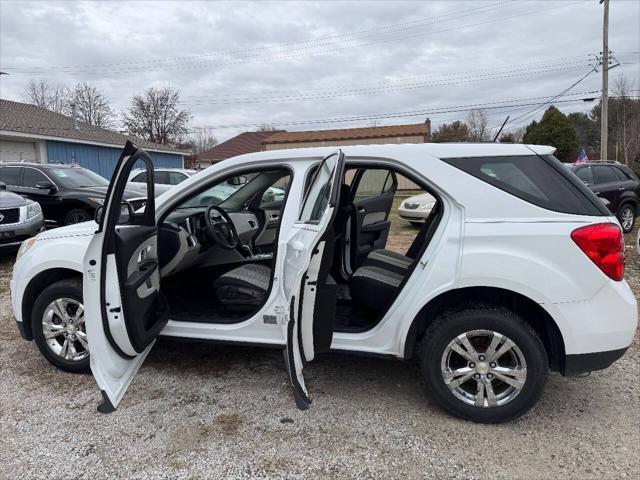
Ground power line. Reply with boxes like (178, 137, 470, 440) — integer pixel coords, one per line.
(2, 1, 584, 76)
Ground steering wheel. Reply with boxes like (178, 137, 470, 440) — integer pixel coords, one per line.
(204, 205, 239, 250)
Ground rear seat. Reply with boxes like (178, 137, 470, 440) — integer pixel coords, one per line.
(350, 249, 413, 310)
(362, 249, 412, 275)
(349, 265, 405, 311)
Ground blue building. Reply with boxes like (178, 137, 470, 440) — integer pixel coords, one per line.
(0, 99, 185, 179)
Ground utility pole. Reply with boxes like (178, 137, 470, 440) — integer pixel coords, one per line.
(600, 0, 609, 160)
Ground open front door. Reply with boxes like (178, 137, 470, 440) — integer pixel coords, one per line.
(83, 141, 167, 413)
(281, 150, 344, 409)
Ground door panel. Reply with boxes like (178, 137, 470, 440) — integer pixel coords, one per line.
(83, 141, 166, 412)
(281, 150, 344, 410)
(350, 169, 397, 268)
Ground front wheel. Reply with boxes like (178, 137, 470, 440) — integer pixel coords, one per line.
(617, 204, 636, 233)
(64, 208, 91, 225)
(418, 306, 548, 423)
(31, 278, 89, 373)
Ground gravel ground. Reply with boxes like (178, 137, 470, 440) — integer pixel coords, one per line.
(0, 222, 638, 479)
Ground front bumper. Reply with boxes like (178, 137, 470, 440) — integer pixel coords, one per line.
(398, 207, 431, 222)
(0, 212, 45, 251)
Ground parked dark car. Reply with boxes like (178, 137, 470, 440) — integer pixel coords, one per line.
(0, 163, 147, 226)
(0, 181, 45, 251)
(569, 161, 640, 233)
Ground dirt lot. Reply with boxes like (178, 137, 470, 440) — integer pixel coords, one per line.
(0, 207, 638, 479)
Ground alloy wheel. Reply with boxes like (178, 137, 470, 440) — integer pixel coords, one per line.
(440, 329, 527, 408)
(620, 207, 634, 232)
(42, 298, 89, 362)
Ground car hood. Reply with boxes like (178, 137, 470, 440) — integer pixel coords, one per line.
(403, 192, 436, 205)
(70, 185, 147, 199)
(0, 190, 30, 207)
(37, 221, 97, 241)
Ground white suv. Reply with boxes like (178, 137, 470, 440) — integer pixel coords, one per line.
(10, 141, 637, 423)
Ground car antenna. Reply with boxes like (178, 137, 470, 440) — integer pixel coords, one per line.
(492, 115, 510, 143)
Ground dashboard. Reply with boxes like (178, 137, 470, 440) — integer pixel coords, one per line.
(158, 206, 267, 277)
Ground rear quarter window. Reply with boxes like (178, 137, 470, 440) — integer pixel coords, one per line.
(442, 155, 607, 216)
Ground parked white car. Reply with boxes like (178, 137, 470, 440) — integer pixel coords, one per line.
(10, 142, 637, 423)
(398, 192, 436, 225)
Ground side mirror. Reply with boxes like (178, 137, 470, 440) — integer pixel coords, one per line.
(36, 181, 56, 192)
(94, 202, 134, 225)
(228, 175, 247, 186)
(0, 182, 6, 190)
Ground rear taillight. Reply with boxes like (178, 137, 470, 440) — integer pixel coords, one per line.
(571, 223, 625, 281)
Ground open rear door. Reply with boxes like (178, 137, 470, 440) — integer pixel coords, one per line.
(281, 150, 344, 409)
(83, 141, 168, 413)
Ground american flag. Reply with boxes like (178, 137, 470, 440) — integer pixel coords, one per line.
(575, 149, 589, 164)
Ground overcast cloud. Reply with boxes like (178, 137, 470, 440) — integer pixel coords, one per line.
(0, 0, 638, 142)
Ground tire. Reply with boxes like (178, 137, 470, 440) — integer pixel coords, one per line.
(64, 208, 92, 225)
(418, 305, 548, 423)
(617, 203, 636, 233)
(31, 277, 89, 373)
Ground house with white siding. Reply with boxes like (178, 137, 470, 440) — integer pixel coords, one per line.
(0, 99, 185, 179)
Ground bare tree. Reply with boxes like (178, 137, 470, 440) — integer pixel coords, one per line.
(466, 109, 490, 142)
(257, 124, 278, 132)
(123, 87, 191, 145)
(499, 126, 526, 143)
(23, 80, 70, 115)
(611, 74, 640, 168)
(188, 128, 218, 155)
(69, 82, 114, 128)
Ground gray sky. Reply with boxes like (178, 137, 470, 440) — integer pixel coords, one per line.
(1, 0, 638, 142)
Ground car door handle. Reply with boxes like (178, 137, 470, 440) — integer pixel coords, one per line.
(618, 187, 625, 191)
(125, 260, 158, 290)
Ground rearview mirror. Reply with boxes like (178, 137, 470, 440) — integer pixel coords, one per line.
(35, 181, 56, 192)
(227, 175, 247, 186)
(94, 202, 134, 225)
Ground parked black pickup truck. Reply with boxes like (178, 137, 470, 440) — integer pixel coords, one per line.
(569, 161, 640, 233)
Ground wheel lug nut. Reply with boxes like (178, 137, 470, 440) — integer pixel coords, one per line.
(490, 362, 497, 368)
(62, 323, 66, 327)
(474, 373, 481, 379)
(478, 355, 485, 361)
(487, 373, 494, 379)
(469, 363, 476, 368)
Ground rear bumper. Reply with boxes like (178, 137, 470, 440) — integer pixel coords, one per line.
(563, 347, 628, 376)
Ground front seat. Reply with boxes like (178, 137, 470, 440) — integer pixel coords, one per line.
(214, 263, 271, 313)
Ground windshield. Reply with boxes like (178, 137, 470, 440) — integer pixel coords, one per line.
(48, 167, 109, 188)
(179, 174, 257, 209)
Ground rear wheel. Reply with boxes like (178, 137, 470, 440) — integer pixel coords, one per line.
(418, 305, 547, 423)
(617, 203, 636, 233)
(31, 278, 89, 373)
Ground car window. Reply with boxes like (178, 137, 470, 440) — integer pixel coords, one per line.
(574, 166, 593, 185)
(443, 155, 606, 216)
(0, 166, 21, 186)
(22, 168, 49, 188)
(154, 171, 170, 185)
(131, 172, 147, 183)
(168, 172, 187, 185)
(479, 163, 548, 200)
(354, 169, 391, 201)
(299, 155, 338, 224)
(592, 166, 619, 184)
(260, 176, 289, 206)
(48, 167, 109, 187)
(612, 167, 629, 182)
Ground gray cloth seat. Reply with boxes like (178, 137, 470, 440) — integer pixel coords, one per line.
(349, 265, 405, 311)
(214, 263, 271, 312)
(362, 249, 412, 275)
